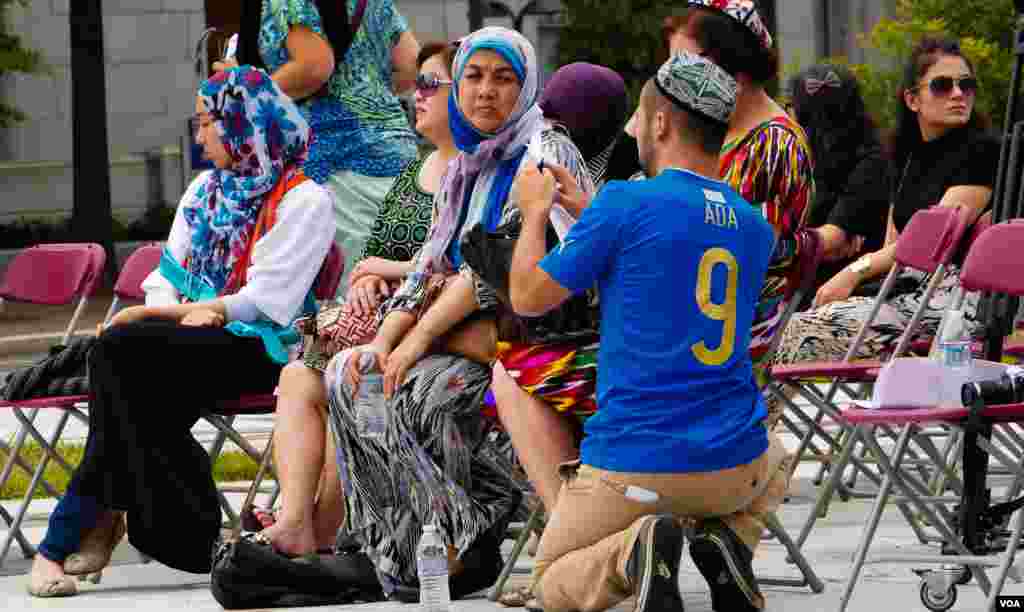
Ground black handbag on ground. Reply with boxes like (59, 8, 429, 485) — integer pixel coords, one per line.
(209, 536, 383, 609)
(1, 337, 96, 400)
(461, 219, 598, 345)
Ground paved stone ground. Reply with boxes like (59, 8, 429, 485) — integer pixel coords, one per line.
(2, 457, 1024, 611)
(3, 292, 1024, 610)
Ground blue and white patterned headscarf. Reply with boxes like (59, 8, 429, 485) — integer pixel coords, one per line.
(415, 27, 546, 273)
(186, 65, 310, 294)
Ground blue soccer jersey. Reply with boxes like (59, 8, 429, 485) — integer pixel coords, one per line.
(540, 168, 776, 473)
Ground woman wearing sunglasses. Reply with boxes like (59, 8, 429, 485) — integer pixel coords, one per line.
(251, 41, 460, 559)
(774, 37, 999, 367)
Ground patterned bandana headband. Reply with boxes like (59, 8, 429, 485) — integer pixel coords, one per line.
(687, 0, 773, 50)
(655, 52, 738, 126)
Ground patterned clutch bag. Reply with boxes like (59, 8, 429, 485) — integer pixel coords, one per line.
(298, 302, 379, 372)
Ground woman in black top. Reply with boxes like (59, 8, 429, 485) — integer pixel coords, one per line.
(788, 64, 890, 303)
(774, 37, 1000, 365)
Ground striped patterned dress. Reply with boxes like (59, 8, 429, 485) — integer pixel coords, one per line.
(325, 350, 522, 593)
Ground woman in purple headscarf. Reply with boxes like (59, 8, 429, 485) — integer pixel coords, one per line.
(538, 62, 639, 190)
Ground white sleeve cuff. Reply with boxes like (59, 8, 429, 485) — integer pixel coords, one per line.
(221, 293, 265, 324)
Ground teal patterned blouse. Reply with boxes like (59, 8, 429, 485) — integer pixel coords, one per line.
(258, 0, 418, 182)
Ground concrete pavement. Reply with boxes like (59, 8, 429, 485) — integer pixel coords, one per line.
(3, 295, 1024, 610)
(2, 456, 1023, 611)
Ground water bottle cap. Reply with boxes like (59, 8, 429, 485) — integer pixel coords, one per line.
(358, 351, 377, 373)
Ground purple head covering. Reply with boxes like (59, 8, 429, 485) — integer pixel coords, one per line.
(539, 62, 628, 163)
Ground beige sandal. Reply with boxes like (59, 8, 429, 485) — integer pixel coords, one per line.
(498, 586, 540, 609)
(27, 573, 77, 598)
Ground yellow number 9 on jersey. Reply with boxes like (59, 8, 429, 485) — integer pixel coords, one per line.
(692, 247, 739, 366)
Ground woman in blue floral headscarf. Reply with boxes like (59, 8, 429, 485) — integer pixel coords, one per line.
(27, 66, 334, 598)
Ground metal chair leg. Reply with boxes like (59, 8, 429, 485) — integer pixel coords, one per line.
(758, 511, 825, 593)
(488, 503, 543, 602)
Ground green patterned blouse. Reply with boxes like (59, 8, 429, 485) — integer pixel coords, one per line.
(360, 155, 434, 263)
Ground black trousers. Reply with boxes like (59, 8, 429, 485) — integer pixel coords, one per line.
(41, 320, 281, 573)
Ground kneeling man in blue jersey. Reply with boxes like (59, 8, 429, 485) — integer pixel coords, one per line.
(509, 53, 786, 612)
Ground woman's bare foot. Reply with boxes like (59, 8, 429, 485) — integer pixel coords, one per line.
(259, 517, 317, 557)
(27, 554, 76, 597)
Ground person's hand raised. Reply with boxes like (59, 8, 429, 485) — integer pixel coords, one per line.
(545, 162, 590, 218)
(515, 163, 557, 222)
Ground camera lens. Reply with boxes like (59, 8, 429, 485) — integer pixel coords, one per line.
(962, 381, 983, 406)
(962, 373, 1022, 407)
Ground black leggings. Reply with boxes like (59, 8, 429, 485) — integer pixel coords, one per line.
(38, 320, 281, 573)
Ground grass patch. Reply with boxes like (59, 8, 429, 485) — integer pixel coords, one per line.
(0, 442, 261, 501)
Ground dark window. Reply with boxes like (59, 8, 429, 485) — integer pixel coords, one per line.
(203, 0, 242, 74)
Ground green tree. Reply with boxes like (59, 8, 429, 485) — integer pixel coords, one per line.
(837, 0, 1017, 131)
(0, 0, 45, 128)
(556, 0, 670, 106)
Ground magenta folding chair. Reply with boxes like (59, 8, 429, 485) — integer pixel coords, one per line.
(102, 242, 163, 322)
(831, 220, 1024, 612)
(755, 228, 828, 594)
(770, 207, 975, 547)
(0, 243, 106, 566)
(203, 242, 344, 528)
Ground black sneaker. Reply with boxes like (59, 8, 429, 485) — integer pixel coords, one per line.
(625, 515, 685, 612)
(689, 518, 764, 611)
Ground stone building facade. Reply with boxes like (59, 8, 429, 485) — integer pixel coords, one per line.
(0, 0, 892, 227)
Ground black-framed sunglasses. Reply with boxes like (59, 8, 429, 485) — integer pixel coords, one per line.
(415, 72, 453, 97)
(916, 75, 978, 97)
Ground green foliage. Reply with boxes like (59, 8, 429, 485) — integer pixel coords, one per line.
(837, 0, 1017, 131)
(0, 0, 46, 128)
(556, 0, 672, 109)
(0, 442, 260, 500)
(0, 206, 176, 249)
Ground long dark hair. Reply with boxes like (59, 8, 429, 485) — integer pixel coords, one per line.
(890, 37, 988, 170)
(236, 0, 352, 71)
(789, 64, 882, 190)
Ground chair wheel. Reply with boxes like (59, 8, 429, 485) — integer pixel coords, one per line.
(919, 581, 957, 612)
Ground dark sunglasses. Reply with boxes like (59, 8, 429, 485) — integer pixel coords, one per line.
(415, 72, 452, 97)
(916, 75, 978, 97)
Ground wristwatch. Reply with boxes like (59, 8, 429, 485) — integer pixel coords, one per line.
(849, 255, 872, 278)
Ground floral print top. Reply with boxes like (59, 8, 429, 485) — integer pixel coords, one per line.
(258, 0, 417, 182)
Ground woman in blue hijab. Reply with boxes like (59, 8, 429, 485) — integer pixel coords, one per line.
(322, 26, 591, 600)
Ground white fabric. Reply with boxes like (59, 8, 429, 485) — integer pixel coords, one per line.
(142, 172, 335, 326)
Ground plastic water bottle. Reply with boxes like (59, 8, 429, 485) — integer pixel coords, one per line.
(416, 524, 451, 612)
(938, 308, 972, 406)
(354, 352, 387, 439)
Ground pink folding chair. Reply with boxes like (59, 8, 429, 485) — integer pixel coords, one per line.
(0, 243, 106, 566)
(769, 207, 975, 546)
(830, 220, 1024, 612)
(102, 242, 163, 321)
